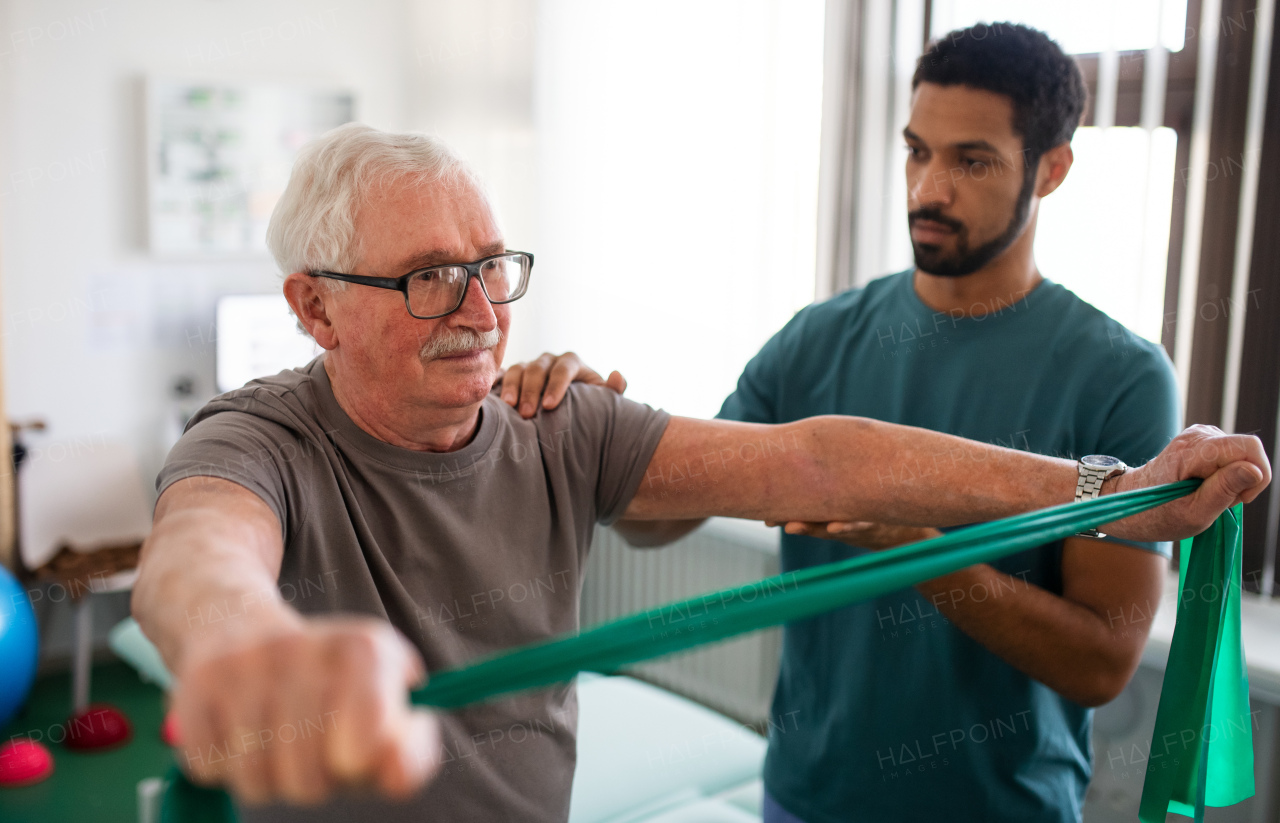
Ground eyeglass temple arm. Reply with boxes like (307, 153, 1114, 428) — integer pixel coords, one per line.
(311, 271, 407, 291)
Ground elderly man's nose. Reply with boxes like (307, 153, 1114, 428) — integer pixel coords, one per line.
(454, 275, 498, 327)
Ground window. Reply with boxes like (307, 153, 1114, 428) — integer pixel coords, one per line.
(1035, 126, 1178, 343)
(928, 0, 1191, 343)
(930, 0, 1188, 53)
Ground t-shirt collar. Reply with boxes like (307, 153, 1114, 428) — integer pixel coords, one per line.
(307, 354, 502, 472)
(896, 267, 1055, 335)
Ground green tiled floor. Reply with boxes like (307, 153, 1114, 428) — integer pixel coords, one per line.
(0, 661, 172, 823)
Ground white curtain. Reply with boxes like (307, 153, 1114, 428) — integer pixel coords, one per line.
(523, 0, 826, 419)
(815, 0, 923, 299)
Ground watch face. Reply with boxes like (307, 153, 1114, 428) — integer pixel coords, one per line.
(1082, 454, 1123, 470)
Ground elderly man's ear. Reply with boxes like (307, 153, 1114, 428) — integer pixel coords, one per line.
(283, 273, 341, 350)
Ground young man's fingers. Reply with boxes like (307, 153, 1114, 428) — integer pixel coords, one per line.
(518, 355, 555, 417)
(605, 370, 628, 395)
(499, 365, 524, 406)
(542, 358, 588, 409)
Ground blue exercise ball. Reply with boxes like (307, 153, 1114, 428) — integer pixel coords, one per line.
(0, 565, 38, 727)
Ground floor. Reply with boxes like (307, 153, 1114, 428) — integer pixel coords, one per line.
(0, 661, 172, 823)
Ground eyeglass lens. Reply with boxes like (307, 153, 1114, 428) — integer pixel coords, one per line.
(406, 254, 528, 317)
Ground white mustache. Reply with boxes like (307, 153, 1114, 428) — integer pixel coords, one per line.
(419, 327, 503, 361)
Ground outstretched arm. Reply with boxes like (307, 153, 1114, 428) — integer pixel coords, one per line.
(132, 477, 440, 807)
(623, 417, 1269, 543)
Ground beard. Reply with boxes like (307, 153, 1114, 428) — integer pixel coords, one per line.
(908, 166, 1037, 278)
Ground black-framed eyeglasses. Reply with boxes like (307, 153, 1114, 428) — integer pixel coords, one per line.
(310, 250, 534, 320)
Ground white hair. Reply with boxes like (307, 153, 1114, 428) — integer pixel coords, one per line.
(266, 122, 488, 284)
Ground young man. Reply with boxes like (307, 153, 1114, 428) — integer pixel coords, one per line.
(509, 24, 1186, 823)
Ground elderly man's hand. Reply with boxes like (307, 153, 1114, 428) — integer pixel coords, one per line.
(1104, 425, 1270, 541)
(498, 352, 626, 418)
(766, 519, 942, 550)
(170, 615, 440, 807)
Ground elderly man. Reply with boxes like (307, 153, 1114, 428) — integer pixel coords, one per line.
(131, 122, 1269, 823)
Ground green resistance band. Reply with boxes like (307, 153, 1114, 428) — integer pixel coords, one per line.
(162, 481, 1253, 822)
(1139, 502, 1252, 822)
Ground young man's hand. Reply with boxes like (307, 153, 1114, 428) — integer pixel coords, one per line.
(497, 352, 626, 418)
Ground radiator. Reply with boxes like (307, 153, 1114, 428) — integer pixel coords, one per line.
(582, 519, 782, 726)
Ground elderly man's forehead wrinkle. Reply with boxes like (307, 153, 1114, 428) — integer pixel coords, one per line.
(393, 240, 506, 272)
(351, 177, 502, 275)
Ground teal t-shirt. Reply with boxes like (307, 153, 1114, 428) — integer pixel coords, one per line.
(717, 270, 1181, 823)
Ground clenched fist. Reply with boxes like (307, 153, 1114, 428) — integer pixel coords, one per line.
(171, 615, 440, 807)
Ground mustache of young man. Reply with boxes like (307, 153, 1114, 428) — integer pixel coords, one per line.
(908, 207, 966, 238)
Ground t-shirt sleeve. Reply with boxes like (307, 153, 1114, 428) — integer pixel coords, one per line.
(155, 410, 295, 542)
(552, 384, 671, 526)
(717, 311, 804, 424)
(1093, 345, 1183, 557)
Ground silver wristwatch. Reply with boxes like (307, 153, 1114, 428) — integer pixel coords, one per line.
(1074, 454, 1128, 538)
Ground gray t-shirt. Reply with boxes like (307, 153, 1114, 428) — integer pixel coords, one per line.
(156, 355, 671, 822)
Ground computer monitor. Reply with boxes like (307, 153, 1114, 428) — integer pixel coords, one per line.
(215, 295, 322, 393)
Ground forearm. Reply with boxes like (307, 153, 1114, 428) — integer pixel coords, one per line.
(133, 501, 298, 676)
(627, 415, 1077, 527)
(916, 565, 1142, 706)
(803, 415, 1079, 525)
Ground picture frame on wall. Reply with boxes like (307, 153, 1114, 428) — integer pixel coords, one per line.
(145, 78, 355, 256)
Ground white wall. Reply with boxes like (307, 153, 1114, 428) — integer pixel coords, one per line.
(0, 0, 823, 494)
(0, 0, 415, 487)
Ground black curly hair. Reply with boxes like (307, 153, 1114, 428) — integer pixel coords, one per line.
(912, 22, 1087, 168)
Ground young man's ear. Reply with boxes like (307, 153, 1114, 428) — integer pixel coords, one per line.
(283, 273, 340, 350)
(1035, 143, 1074, 198)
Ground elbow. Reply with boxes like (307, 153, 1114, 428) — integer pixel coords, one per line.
(613, 523, 666, 549)
(1069, 662, 1135, 708)
(1072, 683, 1121, 709)
(129, 541, 152, 622)
(619, 534, 669, 549)
(610, 519, 697, 549)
